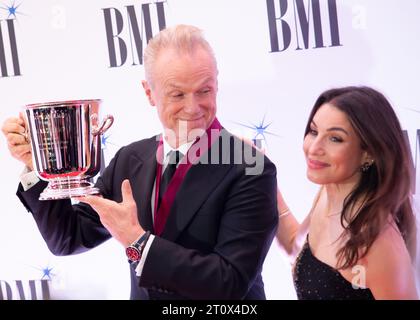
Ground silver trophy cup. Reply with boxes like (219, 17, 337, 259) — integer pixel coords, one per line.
(25, 99, 114, 200)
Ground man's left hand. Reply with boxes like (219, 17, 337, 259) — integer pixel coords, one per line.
(77, 179, 144, 247)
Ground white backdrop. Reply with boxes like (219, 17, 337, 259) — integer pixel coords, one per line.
(1, 0, 419, 299)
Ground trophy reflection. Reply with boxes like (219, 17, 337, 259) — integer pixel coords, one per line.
(25, 99, 113, 200)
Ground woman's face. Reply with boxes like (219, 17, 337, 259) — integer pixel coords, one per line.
(303, 103, 368, 186)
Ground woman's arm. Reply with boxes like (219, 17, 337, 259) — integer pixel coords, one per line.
(276, 188, 310, 262)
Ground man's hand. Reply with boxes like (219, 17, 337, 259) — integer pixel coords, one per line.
(2, 113, 33, 170)
(77, 179, 144, 247)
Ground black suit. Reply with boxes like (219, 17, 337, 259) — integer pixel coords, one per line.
(17, 129, 278, 299)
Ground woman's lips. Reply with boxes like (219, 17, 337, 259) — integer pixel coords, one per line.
(307, 159, 330, 170)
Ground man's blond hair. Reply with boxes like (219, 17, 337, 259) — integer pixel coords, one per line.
(143, 24, 217, 85)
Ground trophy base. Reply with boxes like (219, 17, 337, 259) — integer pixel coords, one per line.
(39, 178, 100, 200)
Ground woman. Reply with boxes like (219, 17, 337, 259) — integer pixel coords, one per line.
(277, 86, 418, 299)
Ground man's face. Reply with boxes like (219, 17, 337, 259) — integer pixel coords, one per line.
(143, 46, 218, 146)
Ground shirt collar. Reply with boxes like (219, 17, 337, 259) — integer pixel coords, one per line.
(162, 136, 195, 159)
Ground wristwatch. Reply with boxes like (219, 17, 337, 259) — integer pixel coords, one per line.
(126, 231, 151, 264)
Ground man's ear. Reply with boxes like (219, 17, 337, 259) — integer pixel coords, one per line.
(142, 80, 155, 106)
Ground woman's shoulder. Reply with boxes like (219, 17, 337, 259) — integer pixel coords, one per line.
(365, 223, 411, 271)
(363, 220, 418, 299)
(373, 219, 408, 251)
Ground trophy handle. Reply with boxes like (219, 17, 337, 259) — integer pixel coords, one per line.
(92, 114, 114, 136)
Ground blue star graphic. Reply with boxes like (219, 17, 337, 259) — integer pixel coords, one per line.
(0, 1, 23, 19)
(101, 134, 109, 148)
(26, 263, 55, 280)
(234, 114, 280, 147)
(101, 133, 118, 149)
(41, 266, 54, 280)
(23, 260, 57, 280)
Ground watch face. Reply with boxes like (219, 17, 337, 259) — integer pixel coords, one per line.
(126, 246, 140, 262)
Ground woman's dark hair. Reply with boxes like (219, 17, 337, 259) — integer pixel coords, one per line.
(304, 86, 416, 269)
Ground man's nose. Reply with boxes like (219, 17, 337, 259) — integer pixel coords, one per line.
(183, 94, 200, 114)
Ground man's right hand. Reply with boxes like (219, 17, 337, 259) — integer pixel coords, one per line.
(1, 113, 34, 171)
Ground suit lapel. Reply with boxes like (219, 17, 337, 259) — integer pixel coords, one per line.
(129, 139, 159, 233)
(161, 162, 232, 240)
(161, 131, 234, 240)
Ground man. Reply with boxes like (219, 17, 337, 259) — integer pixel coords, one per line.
(2, 25, 278, 299)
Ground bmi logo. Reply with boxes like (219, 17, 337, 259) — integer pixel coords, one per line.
(266, 0, 342, 52)
(103, 1, 167, 68)
(0, 280, 50, 300)
(0, 1, 22, 77)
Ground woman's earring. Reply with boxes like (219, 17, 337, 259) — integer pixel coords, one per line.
(360, 160, 374, 172)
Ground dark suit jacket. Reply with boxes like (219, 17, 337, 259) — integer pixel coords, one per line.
(17, 129, 278, 299)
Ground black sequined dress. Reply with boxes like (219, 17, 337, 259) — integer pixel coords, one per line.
(293, 237, 375, 300)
